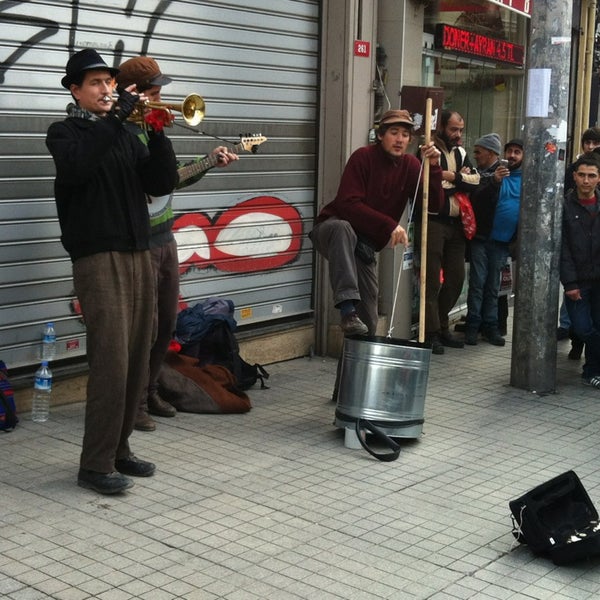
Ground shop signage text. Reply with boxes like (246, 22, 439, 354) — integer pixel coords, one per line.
(435, 24, 525, 66)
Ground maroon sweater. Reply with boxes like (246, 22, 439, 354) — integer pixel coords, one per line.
(316, 143, 443, 251)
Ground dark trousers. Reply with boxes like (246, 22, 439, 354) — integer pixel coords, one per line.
(564, 282, 600, 379)
(424, 218, 466, 335)
(309, 218, 379, 335)
(74, 251, 155, 473)
(146, 240, 180, 398)
(466, 239, 510, 331)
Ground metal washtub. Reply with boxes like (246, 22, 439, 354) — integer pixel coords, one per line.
(335, 334, 431, 438)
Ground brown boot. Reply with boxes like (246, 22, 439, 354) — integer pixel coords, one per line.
(134, 410, 156, 432)
(147, 391, 176, 417)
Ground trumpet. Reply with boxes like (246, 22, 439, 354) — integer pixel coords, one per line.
(128, 93, 206, 127)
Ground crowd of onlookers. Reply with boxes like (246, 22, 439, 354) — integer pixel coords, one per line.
(311, 108, 600, 393)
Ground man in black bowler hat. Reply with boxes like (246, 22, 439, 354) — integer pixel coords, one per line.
(46, 49, 178, 494)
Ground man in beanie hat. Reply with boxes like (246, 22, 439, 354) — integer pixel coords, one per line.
(465, 134, 523, 346)
(116, 55, 239, 432)
(309, 109, 444, 343)
(46, 49, 178, 494)
(423, 110, 480, 355)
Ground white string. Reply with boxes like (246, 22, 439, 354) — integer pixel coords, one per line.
(509, 504, 526, 551)
(386, 158, 424, 338)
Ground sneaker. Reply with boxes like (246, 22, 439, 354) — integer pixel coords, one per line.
(440, 329, 464, 349)
(78, 469, 134, 495)
(426, 334, 444, 355)
(481, 327, 505, 346)
(134, 411, 156, 432)
(147, 391, 176, 417)
(464, 328, 478, 345)
(583, 375, 600, 388)
(115, 455, 156, 477)
(340, 312, 368, 336)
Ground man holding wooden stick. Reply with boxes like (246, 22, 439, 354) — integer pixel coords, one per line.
(310, 109, 443, 337)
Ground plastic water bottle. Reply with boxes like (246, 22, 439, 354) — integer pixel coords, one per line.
(32, 361, 52, 422)
(41, 322, 56, 361)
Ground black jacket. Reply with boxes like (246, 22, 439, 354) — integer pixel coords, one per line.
(469, 161, 501, 240)
(46, 114, 177, 261)
(560, 188, 600, 291)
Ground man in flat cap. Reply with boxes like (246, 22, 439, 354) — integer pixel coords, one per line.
(466, 134, 523, 346)
(309, 109, 443, 338)
(46, 49, 178, 494)
(116, 55, 239, 432)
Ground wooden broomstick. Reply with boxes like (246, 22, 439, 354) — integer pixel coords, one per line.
(418, 97, 433, 345)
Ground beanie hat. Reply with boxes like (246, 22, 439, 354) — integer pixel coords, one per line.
(474, 133, 501, 156)
(504, 138, 523, 150)
(116, 56, 172, 91)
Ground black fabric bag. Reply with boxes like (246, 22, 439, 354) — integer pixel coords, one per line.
(180, 321, 269, 391)
(509, 470, 600, 565)
(0, 360, 18, 432)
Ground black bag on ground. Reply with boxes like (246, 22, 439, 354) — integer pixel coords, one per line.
(509, 470, 600, 565)
(180, 320, 269, 391)
(0, 359, 18, 432)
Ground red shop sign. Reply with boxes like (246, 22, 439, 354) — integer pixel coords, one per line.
(435, 24, 525, 66)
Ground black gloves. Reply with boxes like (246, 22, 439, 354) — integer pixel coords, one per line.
(115, 86, 139, 122)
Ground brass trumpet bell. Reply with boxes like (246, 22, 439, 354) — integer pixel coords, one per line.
(135, 93, 206, 127)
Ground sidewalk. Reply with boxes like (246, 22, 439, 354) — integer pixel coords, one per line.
(2, 330, 600, 600)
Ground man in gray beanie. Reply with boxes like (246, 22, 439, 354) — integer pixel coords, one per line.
(465, 133, 521, 346)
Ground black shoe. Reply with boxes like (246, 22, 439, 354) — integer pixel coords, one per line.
(440, 329, 464, 348)
(464, 328, 478, 345)
(482, 328, 505, 346)
(78, 469, 134, 495)
(426, 334, 444, 355)
(568, 338, 584, 360)
(556, 326, 570, 341)
(115, 456, 156, 477)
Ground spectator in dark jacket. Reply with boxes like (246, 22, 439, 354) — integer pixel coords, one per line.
(560, 154, 600, 388)
(464, 134, 522, 346)
(46, 49, 177, 495)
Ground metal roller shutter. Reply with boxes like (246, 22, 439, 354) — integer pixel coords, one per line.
(0, 0, 319, 368)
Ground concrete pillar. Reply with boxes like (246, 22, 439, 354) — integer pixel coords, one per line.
(510, 0, 574, 392)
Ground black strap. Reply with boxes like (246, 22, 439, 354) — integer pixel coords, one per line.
(355, 418, 401, 462)
(255, 364, 270, 389)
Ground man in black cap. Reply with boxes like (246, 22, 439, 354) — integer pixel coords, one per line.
(115, 55, 238, 432)
(309, 109, 443, 337)
(465, 135, 523, 346)
(46, 49, 178, 494)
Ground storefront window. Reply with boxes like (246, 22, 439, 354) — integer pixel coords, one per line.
(423, 0, 528, 145)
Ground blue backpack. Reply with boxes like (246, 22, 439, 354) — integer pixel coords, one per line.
(0, 360, 18, 431)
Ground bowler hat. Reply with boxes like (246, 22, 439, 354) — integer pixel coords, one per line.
(61, 48, 119, 89)
(116, 56, 172, 91)
(379, 109, 414, 129)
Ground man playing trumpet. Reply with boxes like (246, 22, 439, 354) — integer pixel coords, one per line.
(46, 48, 178, 494)
(115, 56, 239, 431)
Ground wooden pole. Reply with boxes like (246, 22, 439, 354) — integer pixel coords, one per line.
(418, 97, 432, 344)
